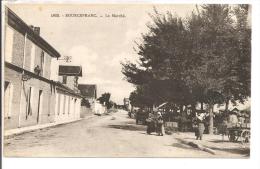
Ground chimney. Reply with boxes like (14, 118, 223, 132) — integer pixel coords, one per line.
(33, 27, 40, 35)
(29, 25, 40, 35)
(29, 25, 34, 30)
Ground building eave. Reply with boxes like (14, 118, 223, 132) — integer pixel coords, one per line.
(5, 62, 83, 98)
(6, 7, 61, 58)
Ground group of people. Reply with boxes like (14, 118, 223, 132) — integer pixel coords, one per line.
(146, 112, 164, 136)
(144, 110, 207, 140)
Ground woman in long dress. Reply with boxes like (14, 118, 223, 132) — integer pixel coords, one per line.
(157, 112, 164, 136)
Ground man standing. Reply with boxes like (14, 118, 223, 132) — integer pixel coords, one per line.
(195, 111, 206, 140)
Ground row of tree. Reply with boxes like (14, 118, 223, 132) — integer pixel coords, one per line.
(121, 5, 251, 134)
(97, 92, 116, 109)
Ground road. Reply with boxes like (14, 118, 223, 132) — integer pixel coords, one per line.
(4, 109, 248, 157)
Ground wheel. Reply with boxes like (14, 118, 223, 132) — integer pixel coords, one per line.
(241, 130, 250, 144)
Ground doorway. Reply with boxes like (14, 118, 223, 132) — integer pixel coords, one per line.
(4, 81, 13, 119)
(37, 90, 43, 123)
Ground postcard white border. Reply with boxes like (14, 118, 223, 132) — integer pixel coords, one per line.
(2, 0, 260, 169)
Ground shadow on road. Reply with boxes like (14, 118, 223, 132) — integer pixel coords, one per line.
(107, 124, 146, 131)
(209, 140, 232, 143)
(204, 144, 250, 156)
(170, 142, 197, 151)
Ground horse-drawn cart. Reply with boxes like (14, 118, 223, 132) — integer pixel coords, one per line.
(227, 123, 250, 144)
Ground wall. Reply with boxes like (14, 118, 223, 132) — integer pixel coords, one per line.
(54, 89, 81, 123)
(58, 75, 75, 90)
(5, 24, 52, 79)
(80, 107, 93, 118)
(4, 66, 56, 130)
(4, 17, 82, 131)
(4, 67, 22, 129)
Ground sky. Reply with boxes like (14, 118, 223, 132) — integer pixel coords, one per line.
(7, 3, 196, 104)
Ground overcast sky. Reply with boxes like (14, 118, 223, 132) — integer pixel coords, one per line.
(7, 4, 196, 104)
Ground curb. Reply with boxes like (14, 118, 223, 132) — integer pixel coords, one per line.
(4, 116, 95, 138)
(177, 138, 216, 155)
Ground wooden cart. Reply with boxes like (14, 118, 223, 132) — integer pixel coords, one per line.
(227, 123, 250, 144)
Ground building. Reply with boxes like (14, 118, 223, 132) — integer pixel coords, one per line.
(78, 84, 99, 116)
(123, 98, 131, 111)
(55, 65, 83, 122)
(78, 84, 97, 101)
(58, 65, 82, 92)
(3, 7, 82, 130)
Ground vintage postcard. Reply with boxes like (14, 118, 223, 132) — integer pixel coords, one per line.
(2, 2, 251, 159)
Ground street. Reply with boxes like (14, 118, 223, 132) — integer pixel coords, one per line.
(4, 110, 249, 157)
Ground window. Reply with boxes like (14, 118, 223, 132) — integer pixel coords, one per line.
(5, 26, 14, 63)
(30, 44, 35, 71)
(62, 75, 67, 84)
(40, 51, 45, 76)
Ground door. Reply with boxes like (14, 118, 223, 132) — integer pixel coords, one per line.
(26, 87, 33, 119)
(4, 81, 13, 118)
(37, 90, 43, 123)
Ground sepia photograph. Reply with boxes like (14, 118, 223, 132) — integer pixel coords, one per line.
(1, 1, 254, 161)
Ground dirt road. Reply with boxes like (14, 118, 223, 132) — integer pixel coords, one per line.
(4, 109, 248, 157)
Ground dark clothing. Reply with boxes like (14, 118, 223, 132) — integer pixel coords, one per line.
(157, 116, 164, 136)
(195, 122, 205, 140)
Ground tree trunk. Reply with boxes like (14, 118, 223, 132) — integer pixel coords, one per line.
(208, 104, 214, 135)
(225, 99, 229, 112)
(180, 104, 184, 131)
(191, 103, 196, 117)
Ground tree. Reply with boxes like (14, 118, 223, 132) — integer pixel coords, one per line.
(97, 92, 111, 109)
(122, 8, 192, 109)
(122, 5, 251, 134)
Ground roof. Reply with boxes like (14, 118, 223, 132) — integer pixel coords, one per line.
(78, 84, 97, 98)
(157, 102, 168, 109)
(56, 82, 83, 98)
(6, 7, 60, 58)
(231, 108, 240, 113)
(59, 65, 82, 76)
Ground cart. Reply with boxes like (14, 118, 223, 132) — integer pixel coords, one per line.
(227, 123, 250, 144)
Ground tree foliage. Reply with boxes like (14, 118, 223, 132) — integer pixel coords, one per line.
(97, 92, 111, 109)
(122, 5, 251, 113)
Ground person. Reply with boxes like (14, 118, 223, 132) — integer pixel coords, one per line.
(157, 112, 164, 136)
(195, 112, 206, 140)
(146, 112, 155, 134)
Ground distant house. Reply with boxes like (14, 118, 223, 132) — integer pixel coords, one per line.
(78, 84, 97, 100)
(123, 98, 131, 111)
(55, 65, 83, 122)
(78, 84, 99, 116)
(58, 65, 82, 92)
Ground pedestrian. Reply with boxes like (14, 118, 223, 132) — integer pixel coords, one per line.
(146, 112, 155, 134)
(157, 112, 164, 136)
(195, 112, 206, 140)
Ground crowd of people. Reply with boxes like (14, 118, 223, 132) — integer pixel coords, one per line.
(146, 112, 164, 136)
(144, 110, 207, 139)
